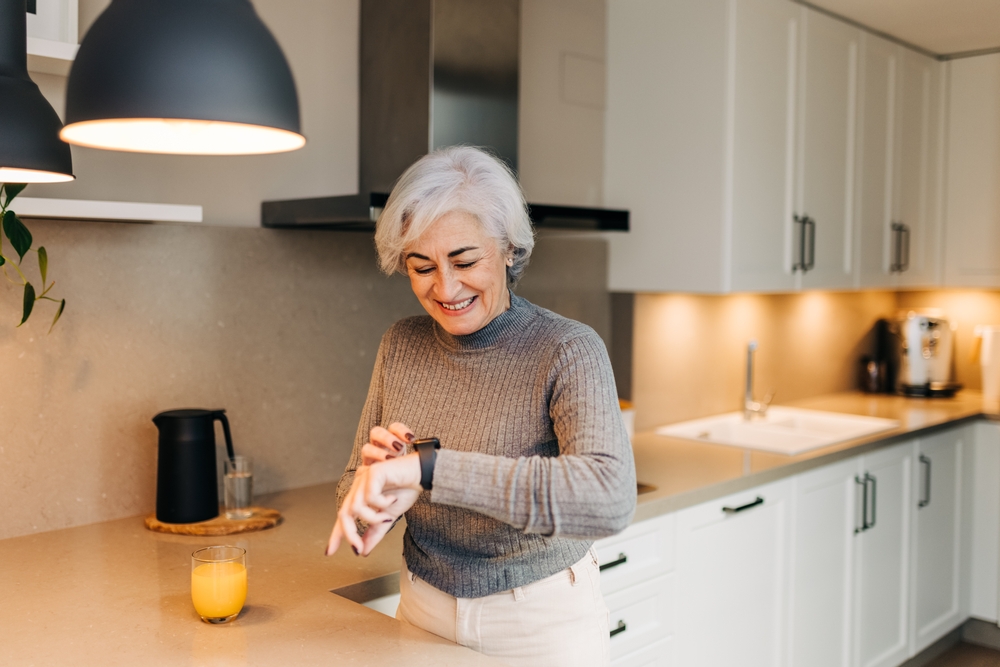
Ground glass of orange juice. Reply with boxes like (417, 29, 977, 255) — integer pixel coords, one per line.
(191, 546, 247, 624)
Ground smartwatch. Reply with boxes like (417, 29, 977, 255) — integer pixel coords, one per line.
(412, 437, 440, 490)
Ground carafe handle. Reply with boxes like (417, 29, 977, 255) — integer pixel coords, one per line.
(213, 410, 236, 462)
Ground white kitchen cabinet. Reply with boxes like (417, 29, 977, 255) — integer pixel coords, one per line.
(612, 638, 674, 667)
(790, 432, 971, 667)
(607, 0, 862, 293)
(965, 421, 1000, 622)
(728, 0, 799, 292)
(909, 428, 965, 654)
(796, 9, 859, 290)
(674, 479, 791, 666)
(943, 53, 1000, 287)
(605, 0, 732, 293)
(893, 49, 942, 288)
(855, 32, 897, 290)
(595, 512, 675, 593)
(854, 441, 912, 667)
(595, 512, 676, 662)
(856, 35, 942, 289)
(789, 457, 859, 667)
(789, 442, 912, 667)
(606, 575, 675, 662)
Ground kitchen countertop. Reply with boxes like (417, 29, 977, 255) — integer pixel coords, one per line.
(631, 390, 997, 521)
(0, 483, 504, 666)
(1, 391, 994, 665)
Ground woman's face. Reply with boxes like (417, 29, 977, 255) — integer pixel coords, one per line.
(403, 210, 511, 336)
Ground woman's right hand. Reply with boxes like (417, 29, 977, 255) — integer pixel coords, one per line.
(326, 452, 422, 556)
(327, 422, 421, 557)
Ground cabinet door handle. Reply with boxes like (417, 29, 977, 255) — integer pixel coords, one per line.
(900, 223, 910, 272)
(610, 620, 627, 638)
(805, 216, 816, 271)
(855, 475, 868, 533)
(890, 222, 902, 272)
(865, 473, 877, 529)
(793, 214, 807, 272)
(722, 496, 764, 514)
(890, 222, 910, 272)
(919, 454, 931, 508)
(599, 553, 628, 572)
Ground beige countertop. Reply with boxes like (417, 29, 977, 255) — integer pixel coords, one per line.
(631, 390, 997, 521)
(0, 483, 505, 667)
(1, 391, 994, 665)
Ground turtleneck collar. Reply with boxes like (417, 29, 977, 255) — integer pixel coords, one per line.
(433, 293, 537, 351)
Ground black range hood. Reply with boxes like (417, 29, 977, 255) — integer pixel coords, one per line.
(262, 0, 628, 232)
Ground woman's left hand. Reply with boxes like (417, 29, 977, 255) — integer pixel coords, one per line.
(326, 453, 423, 557)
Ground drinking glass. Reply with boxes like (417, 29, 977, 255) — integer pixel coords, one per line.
(224, 455, 253, 520)
(191, 546, 247, 623)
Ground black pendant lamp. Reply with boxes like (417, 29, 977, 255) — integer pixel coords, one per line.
(0, 0, 74, 182)
(61, 0, 305, 156)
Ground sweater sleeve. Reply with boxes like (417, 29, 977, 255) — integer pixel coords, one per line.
(428, 330, 637, 539)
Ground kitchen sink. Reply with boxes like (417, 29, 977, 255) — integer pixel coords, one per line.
(655, 407, 900, 455)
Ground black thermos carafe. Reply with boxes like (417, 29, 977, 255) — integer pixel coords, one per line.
(153, 409, 235, 524)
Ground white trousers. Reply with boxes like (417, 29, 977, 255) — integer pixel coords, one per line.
(396, 549, 611, 667)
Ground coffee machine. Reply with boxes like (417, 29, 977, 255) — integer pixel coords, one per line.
(890, 310, 961, 397)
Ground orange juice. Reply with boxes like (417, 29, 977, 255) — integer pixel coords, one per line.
(191, 561, 247, 619)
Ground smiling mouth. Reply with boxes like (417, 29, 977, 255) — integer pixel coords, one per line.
(439, 296, 476, 311)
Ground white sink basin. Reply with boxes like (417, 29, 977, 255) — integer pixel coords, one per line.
(655, 407, 900, 455)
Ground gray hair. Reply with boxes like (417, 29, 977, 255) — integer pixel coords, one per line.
(374, 146, 535, 286)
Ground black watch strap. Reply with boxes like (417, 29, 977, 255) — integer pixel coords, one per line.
(413, 438, 440, 490)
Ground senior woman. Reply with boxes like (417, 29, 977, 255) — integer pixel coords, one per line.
(326, 145, 636, 667)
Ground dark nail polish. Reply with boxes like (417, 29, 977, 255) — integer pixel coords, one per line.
(351, 546, 359, 555)
(405, 432, 415, 443)
(323, 546, 329, 556)
(392, 441, 404, 452)
(384, 518, 394, 523)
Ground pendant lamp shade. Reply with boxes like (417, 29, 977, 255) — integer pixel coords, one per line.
(61, 0, 306, 156)
(0, 0, 74, 183)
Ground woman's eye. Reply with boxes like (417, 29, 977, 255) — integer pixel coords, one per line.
(412, 266, 435, 275)
(455, 261, 477, 270)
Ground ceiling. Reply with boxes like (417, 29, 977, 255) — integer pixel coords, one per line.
(802, 0, 1000, 57)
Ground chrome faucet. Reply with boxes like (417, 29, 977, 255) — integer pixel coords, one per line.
(744, 340, 773, 421)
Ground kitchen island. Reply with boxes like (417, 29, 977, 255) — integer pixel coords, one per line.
(0, 391, 994, 665)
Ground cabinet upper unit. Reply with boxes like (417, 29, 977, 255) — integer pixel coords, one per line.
(605, 0, 944, 294)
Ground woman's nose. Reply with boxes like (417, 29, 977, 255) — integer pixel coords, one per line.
(434, 266, 461, 298)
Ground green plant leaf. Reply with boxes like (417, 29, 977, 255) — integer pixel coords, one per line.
(3, 210, 32, 262)
(19, 282, 35, 326)
(38, 246, 47, 285)
(3, 183, 27, 208)
(49, 298, 65, 333)
(0, 254, 5, 267)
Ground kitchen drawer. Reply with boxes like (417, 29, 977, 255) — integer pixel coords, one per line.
(595, 513, 675, 594)
(606, 573, 674, 660)
(612, 638, 674, 667)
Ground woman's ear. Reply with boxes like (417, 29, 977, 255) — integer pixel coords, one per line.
(505, 256, 514, 267)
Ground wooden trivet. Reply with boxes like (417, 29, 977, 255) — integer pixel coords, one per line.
(144, 507, 283, 536)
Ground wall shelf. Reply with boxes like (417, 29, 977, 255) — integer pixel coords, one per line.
(15, 197, 203, 223)
(26, 36, 77, 76)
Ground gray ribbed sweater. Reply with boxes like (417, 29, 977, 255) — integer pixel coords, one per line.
(336, 295, 636, 598)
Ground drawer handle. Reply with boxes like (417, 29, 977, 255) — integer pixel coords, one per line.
(599, 553, 628, 572)
(722, 496, 764, 514)
(610, 620, 627, 638)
